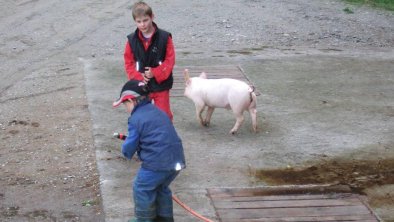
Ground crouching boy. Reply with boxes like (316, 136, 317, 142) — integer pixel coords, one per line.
(113, 80, 186, 222)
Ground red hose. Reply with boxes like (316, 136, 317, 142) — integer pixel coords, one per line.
(172, 195, 215, 222)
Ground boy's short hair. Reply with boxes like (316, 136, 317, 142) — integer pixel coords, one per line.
(132, 1, 153, 20)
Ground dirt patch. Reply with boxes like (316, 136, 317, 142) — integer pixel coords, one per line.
(0, 60, 103, 221)
(253, 157, 394, 191)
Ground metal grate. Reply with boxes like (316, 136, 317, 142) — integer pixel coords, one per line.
(170, 65, 256, 97)
(207, 185, 380, 222)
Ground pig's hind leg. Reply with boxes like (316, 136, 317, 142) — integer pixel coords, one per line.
(249, 93, 258, 133)
(229, 112, 245, 134)
(249, 107, 257, 133)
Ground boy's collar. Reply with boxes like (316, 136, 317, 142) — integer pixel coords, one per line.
(137, 22, 158, 40)
(131, 98, 151, 114)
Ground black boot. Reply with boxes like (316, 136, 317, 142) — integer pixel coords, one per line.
(153, 215, 174, 222)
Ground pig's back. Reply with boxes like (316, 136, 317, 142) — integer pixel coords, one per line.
(205, 78, 250, 92)
(200, 78, 251, 108)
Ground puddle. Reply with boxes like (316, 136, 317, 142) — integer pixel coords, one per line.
(250, 46, 270, 51)
(180, 51, 203, 55)
(227, 49, 253, 55)
(319, 48, 344, 52)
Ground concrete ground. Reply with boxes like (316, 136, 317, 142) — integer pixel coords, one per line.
(1, 1, 393, 221)
(83, 52, 394, 221)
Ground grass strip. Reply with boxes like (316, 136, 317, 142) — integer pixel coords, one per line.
(343, 0, 394, 11)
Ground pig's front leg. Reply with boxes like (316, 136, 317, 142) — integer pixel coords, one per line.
(204, 106, 215, 127)
(230, 114, 245, 134)
(194, 102, 206, 126)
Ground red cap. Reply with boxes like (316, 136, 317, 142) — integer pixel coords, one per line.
(113, 80, 148, 107)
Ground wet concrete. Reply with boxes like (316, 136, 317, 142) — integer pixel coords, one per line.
(83, 53, 394, 221)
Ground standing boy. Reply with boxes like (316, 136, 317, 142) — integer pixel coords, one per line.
(113, 80, 186, 222)
(124, 1, 175, 120)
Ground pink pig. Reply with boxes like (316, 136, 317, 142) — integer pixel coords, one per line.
(183, 69, 257, 134)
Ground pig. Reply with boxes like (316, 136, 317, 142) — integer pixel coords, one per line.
(183, 69, 257, 134)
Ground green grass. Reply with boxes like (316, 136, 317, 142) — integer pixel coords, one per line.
(82, 199, 98, 207)
(343, 0, 394, 11)
(343, 7, 355, 13)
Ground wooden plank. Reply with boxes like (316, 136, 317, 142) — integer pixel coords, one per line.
(207, 186, 379, 222)
(216, 205, 373, 219)
(223, 215, 378, 222)
(173, 71, 243, 78)
(172, 75, 245, 80)
(212, 197, 363, 209)
(174, 65, 240, 70)
(207, 185, 352, 198)
(174, 74, 244, 79)
(209, 194, 354, 202)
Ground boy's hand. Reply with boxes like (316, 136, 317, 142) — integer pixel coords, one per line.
(132, 156, 141, 162)
(143, 67, 153, 84)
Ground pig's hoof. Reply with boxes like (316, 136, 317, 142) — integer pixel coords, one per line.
(253, 126, 258, 133)
(230, 130, 237, 135)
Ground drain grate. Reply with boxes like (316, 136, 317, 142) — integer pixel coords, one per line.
(170, 65, 257, 97)
(207, 185, 380, 222)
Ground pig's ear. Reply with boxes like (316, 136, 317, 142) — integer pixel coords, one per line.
(200, 72, 207, 79)
(184, 69, 190, 84)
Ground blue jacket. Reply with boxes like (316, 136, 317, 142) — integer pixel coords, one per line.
(122, 99, 186, 171)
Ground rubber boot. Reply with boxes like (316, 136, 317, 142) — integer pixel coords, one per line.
(153, 215, 174, 222)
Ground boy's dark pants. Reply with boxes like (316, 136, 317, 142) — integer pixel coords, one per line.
(133, 168, 179, 222)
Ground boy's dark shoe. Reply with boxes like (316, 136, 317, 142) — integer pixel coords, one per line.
(128, 218, 154, 222)
(153, 216, 174, 222)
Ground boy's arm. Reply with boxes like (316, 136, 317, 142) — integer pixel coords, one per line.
(124, 41, 144, 81)
(121, 125, 139, 160)
(150, 36, 175, 84)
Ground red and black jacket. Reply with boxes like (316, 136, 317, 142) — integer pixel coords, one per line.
(126, 26, 174, 92)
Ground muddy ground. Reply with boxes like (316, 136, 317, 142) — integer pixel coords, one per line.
(1, 0, 394, 221)
(254, 148, 394, 207)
